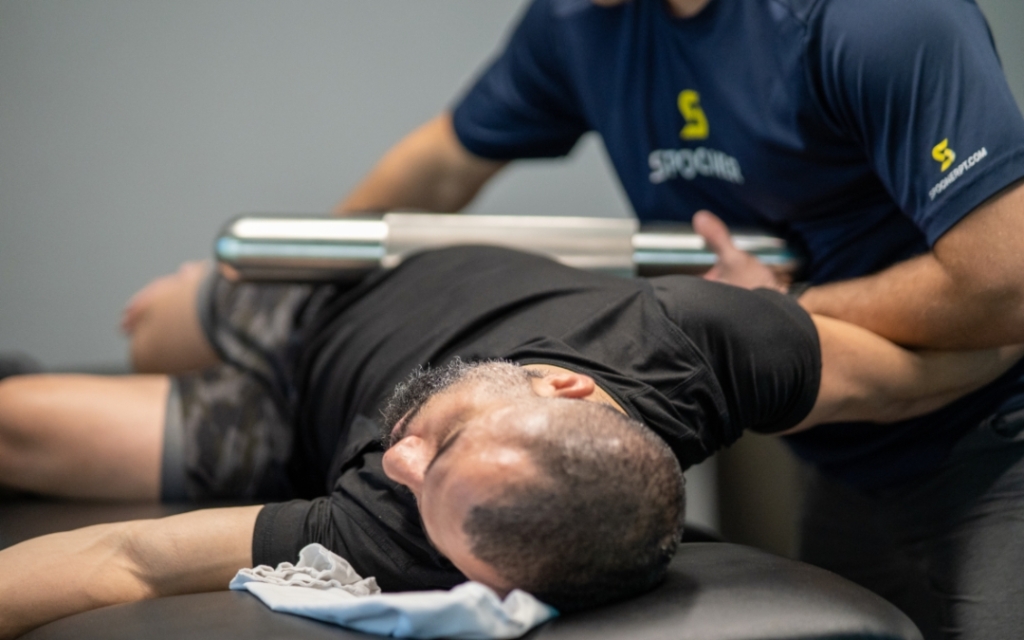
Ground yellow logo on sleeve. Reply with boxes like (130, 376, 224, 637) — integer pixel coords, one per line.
(678, 90, 709, 140)
(932, 139, 956, 172)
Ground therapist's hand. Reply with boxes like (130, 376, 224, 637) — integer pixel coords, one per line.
(692, 210, 787, 293)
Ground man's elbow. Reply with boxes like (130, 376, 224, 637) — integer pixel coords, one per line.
(115, 520, 168, 600)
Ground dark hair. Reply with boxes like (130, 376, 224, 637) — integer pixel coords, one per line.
(462, 400, 685, 612)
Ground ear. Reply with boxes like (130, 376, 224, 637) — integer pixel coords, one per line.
(530, 370, 596, 399)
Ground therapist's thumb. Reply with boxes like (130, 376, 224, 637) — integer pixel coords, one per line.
(692, 210, 738, 260)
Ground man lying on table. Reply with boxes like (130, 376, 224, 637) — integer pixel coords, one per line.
(0, 245, 1020, 638)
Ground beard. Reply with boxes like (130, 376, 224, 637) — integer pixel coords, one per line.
(379, 358, 539, 448)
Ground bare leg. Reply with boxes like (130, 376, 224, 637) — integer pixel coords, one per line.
(121, 261, 220, 374)
(0, 374, 167, 500)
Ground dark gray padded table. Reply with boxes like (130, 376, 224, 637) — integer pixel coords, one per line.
(0, 499, 922, 640)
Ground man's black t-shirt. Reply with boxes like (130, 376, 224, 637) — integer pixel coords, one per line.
(252, 246, 819, 591)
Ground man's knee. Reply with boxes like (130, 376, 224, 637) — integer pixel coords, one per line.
(0, 376, 31, 437)
(0, 373, 168, 499)
(0, 376, 43, 471)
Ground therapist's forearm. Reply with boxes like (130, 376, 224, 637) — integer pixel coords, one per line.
(800, 181, 1024, 349)
(798, 254, 1010, 348)
(800, 253, 1024, 349)
(336, 112, 506, 215)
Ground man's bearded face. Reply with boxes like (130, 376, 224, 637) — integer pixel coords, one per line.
(379, 359, 538, 448)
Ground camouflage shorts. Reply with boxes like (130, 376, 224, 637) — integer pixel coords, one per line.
(161, 271, 319, 502)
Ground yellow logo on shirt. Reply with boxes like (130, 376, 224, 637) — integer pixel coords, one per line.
(932, 139, 956, 172)
(678, 90, 709, 140)
(652, 90, 742, 185)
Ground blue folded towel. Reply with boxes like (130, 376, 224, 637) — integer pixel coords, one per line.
(230, 544, 558, 639)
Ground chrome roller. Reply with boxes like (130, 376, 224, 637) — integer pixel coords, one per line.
(215, 213, 800, 282)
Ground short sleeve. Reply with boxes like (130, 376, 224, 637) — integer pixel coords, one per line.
(651, 278, 821, 435)
(451, 0, 590, 160)
(741, 289, 822, 433)
(252, 453, 465, 592)
(811, 0, 1024, 244)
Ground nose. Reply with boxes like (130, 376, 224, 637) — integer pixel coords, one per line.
(381, 435, 430, 496)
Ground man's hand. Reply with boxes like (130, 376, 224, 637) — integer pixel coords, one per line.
(692, 210, 788, 292)
(0, 506, 261, 639)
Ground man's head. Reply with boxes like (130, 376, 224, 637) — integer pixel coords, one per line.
(380, 360, 685, 611)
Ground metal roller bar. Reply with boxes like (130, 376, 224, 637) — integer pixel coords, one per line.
(215, 213, 801, 282)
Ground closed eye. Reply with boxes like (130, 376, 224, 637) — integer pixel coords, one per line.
(426, 426, 465, 475)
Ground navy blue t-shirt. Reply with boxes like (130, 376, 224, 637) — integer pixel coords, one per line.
(452, 0, 1024, 489)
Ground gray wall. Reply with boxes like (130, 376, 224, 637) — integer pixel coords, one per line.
(978, 0, 1024, 108)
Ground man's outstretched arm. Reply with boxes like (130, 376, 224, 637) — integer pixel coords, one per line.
(788, 315, 1024, 433)
(337, 112, 506, 215)
(0, 505, 261, 639)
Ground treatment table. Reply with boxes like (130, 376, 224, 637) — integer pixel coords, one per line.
(0, 498, 921, 640)
(0, 214, 921, 638)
